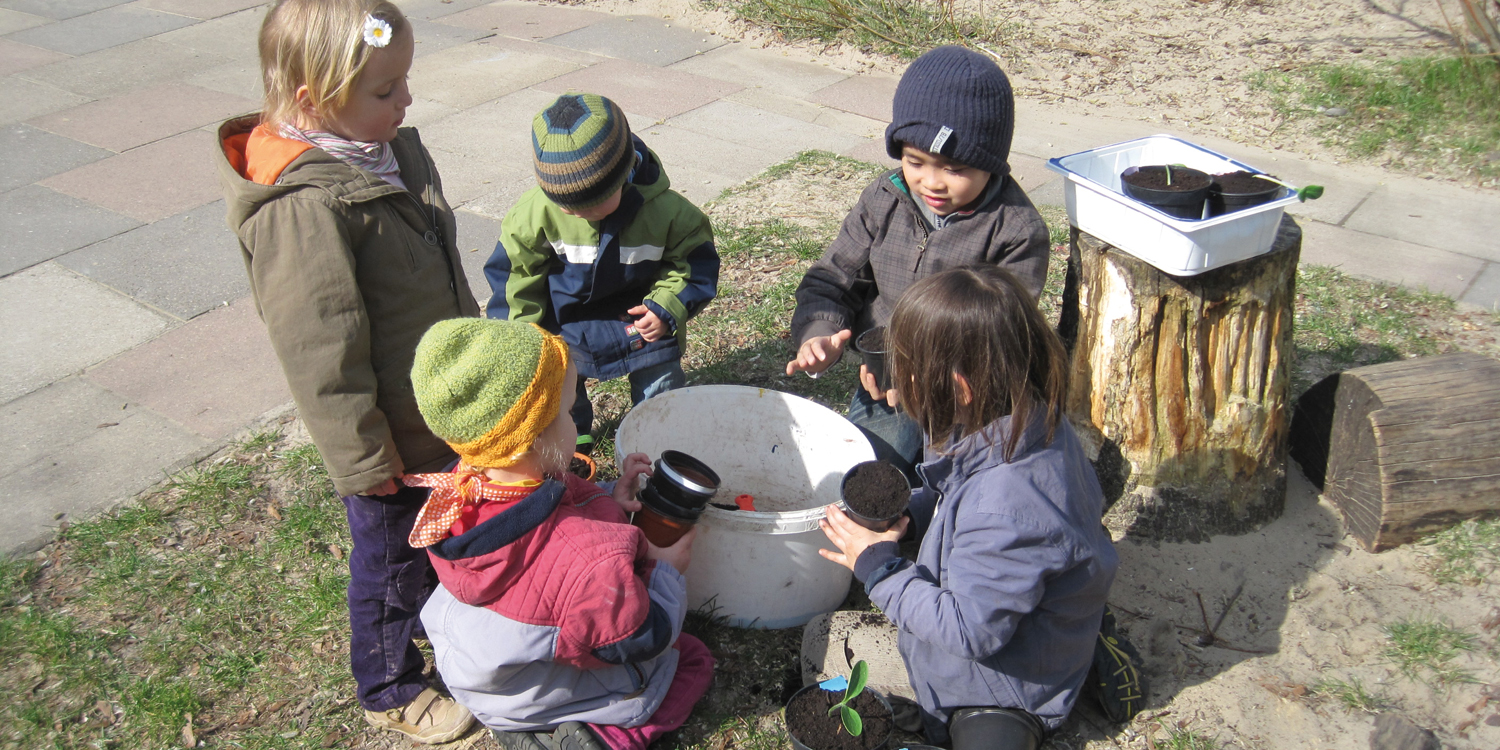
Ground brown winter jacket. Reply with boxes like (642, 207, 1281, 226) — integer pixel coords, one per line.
(216, 114, 480, 496)
(790, 169, 1049, 349)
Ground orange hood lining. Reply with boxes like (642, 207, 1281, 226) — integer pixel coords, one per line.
(223, 124, 314, 186)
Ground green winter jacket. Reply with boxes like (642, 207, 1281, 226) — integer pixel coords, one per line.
(216, 114, 480, 496)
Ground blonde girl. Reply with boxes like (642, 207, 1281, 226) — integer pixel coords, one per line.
(816, 265, 1121, 749)
(215, 0, 479, 742)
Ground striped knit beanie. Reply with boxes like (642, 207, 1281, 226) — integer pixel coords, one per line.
(532, 93, 634, 210)
(411, 319, 570, 469)
(885, 46, 1014, 178)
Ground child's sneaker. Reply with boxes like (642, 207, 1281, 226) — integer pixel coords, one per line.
(1089, 606, 1146, 723)
(493, 722, 606, 750)
(364, 687, 475, 744)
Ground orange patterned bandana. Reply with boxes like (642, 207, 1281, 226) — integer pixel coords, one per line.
(403, 465, 540, 548)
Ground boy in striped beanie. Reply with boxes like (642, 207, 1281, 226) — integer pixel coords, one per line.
(402, 317, 714, 750)
(483, 93, 719, 458)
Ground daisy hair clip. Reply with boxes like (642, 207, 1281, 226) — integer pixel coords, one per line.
(363, 14, 392, 47)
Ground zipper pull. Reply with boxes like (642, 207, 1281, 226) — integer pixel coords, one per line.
(912, 240, 927, 271)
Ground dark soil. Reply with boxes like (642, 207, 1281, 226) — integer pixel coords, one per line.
(855, 327, 886, 354)
(842, 461, 909, 521)
(1214, 170, 1280, 195)
(1122, 166, 1211, 191)
(786, 687, 893, 750)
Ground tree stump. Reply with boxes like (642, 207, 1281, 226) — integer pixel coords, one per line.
(1291, 352, 1500, 552)
(1058, 215, 1301, 542)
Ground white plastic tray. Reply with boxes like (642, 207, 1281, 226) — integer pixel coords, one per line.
(1046, 135, 1300, 276)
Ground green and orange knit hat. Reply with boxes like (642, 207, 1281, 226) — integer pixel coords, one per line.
(531, 93, 634, 210)
(411, 318, 570, 469)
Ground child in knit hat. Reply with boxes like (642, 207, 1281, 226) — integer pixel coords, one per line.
(484, 93, 719, 457)
(402, 318, 713, 750)
(786, 46, 1052, 483)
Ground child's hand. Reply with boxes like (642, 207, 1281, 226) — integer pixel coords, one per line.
(365, 478, 401, 496)
(859, 364, 899, 407)
(646, 525, 696, 573)
(627, 305, 668, 341)
(817, 504, 908, 572)
(785, 330, 852, 377)
(613, 452, 652, 512)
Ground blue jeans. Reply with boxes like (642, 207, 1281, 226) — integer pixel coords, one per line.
(847, 387, 924, 484)
(571, 359, 687, 439)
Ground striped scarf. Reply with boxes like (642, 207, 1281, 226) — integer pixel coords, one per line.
(278, 124, 402, 183)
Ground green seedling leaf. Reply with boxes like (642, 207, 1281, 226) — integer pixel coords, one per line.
(826, 660, 871, 735)
(840, 704, 864, 737)
(1298, 185, 1325, 202)
(846, 660, 868, 699)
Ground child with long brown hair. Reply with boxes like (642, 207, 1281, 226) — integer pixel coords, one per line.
(816, 265, 1121, 749)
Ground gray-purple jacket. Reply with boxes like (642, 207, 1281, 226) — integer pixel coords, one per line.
(854, 414, 1117, 741)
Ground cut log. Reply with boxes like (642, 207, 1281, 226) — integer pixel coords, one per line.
(1058, 215, 1301, 542)
(1292, 352, 1500, 552)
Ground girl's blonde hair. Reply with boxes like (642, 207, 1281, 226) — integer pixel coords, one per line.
(887, 264, 1068, 461)
(258, 0, 407, 128)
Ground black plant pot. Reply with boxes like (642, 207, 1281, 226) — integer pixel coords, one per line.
(1209, 170, 1284, 216)
(785, 684, 893, 750)
(1120, 165, 1212, 220)
(840, 460, 909, 532)
(851, 327, 890, 391)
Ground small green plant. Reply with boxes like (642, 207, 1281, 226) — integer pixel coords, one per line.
(1156, 724, 1222, 750)
(827, 660, 869, 736)
(1382, 619, 1478, 685)
(1422, 517, 1500, 585)
(1252, 173, 1325, 202)
(1311, 676, 1385, 713)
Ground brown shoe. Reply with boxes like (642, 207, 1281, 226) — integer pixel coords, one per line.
(364, 687, 475, 744)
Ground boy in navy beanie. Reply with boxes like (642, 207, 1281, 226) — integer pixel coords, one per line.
(786, 46, 1050, 480)
(485, 93, 719, 456)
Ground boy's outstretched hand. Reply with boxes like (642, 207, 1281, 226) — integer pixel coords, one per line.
(626, 305, 668, 341)
(818, 504, 908, 572)
(613, 452, 652, 513)
(645, 525, 696, 573)
(786, 330, 852, 377)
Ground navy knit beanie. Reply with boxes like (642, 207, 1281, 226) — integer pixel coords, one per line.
(532, 93, 634, 209)
(885, 46, 1014, 177)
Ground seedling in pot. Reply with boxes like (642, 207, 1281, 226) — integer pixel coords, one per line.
(1251, 173, 1325, 202)
(827, 660, 869, 736)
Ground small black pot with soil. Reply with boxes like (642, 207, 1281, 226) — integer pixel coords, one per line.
(840, 460, 909, 532)
(1119, 165, 1212, 220)
(851, 327, 891, 392)
(785, 685, 893, 750)
(1208, 170, 1285, 216)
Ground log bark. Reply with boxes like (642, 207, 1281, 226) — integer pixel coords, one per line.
(1059, 215, 1301, 542)
(1294, 352, 1500, 551)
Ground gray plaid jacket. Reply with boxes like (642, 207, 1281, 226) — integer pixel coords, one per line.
(790, 170, 1049, 348)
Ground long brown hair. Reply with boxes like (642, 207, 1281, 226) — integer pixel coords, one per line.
(887, 265, 1068, 461)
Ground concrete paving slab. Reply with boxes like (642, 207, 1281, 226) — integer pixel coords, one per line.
(28, 82, 256, 152)
(419, 85, 553, 160)
(459, 176, 534, 223)
(1008, 152, 1062, 203)
(1298, 220, 1484, 299)
(634, 119, 780, 189)
(0, 184, 138, 275)
(1458, 262, 1499, 311)
(724, 88, 884, 139)
(431, 144, 531, 207)
(0, 123, 110, 190)
(409, 35, 581, 111)
(536, 58, 742, 121)
(0, 76, 91, 125)
(454, 207, 503, 305)
(392, 0, 495, 22)
(85, 297, 289, 439)
(805, 74, 897, 123)
(0, 377, 209, 555)
(0, 0, 131, 21)
(6, 4, 195, 56)
(41, 129, 220, 222)
(185, 59, 260, 101)
(840, 136, 894, 168)
(440, 1, 605, 40)
(667, 99, 864, 162)
(671, 44, 848, 97)
(136, 0, 267, 20)
(57, 200, 246, 320)
(1343, 181, 1500, 263)
(21, 36, 235, 98)
(0, 7, 49, 34)
(408, 17, 493, 58)
(0, 262, 172, 403)
(470, 33, 610, 66)
(544, 15, 724, 67)
(155, 5, 262, 58)
(0, 36, 66, 74)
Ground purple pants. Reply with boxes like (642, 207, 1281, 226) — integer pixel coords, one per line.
(342, 484, 436, 711)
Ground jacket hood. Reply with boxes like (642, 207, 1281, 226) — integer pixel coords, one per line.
(627, 134, 670, 204)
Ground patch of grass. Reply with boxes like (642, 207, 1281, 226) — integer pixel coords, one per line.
(1421, 517, 1500, 585)
(1250, 56, 1500, 181)
(1382, 619, 1478, 685)
(1155, 725, 1223, 750)
(708, 0, 1016, 59)
(1311, 676, 1385, 713)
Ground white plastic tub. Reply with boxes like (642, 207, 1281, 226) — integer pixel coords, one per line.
(1047, 135, 1301, 276)
(615, 385, 874, 629)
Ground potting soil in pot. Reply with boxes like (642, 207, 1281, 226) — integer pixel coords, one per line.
(1122, 166, 1210, 191)
(842, 462, 907, 520)
(786, 689, 893, 750)
(1214, 170, 1278, 194)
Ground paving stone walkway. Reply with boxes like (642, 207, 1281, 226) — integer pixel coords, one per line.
(3, 0, 1499, 555)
